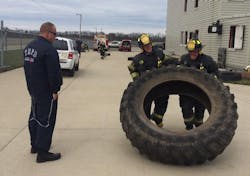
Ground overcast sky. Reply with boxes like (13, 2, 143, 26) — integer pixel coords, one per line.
(0, 0, 167, 34)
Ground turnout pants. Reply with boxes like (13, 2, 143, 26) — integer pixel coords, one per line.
(28, 95, 58, 152)
(144, 95, 169, 119)
(179, 95, 205, 126)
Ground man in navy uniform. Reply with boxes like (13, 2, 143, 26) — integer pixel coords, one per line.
(23, 22, 63, 163)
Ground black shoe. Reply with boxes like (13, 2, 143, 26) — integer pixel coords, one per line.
(36, 152, 61, 163)
(30, 147, 37, 154)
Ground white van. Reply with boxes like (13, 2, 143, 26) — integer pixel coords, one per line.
(53, 37, 80, 76)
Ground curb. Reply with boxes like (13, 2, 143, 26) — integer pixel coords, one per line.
(0, 65, 12, 73)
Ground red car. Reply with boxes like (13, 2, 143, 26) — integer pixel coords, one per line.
(119, 40, 131, 52)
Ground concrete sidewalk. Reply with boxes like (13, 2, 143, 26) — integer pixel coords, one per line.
(0, 50, 250, 176)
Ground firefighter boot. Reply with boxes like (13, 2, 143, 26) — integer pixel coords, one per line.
(194, 118, 203, 127)
(184, 116, 194, 130)
(185, 123, 193, 130)
(151, 113, 164, 128)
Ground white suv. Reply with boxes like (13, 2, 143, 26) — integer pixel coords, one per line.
(108, 40, 121, 48)
(53, 37, 80, 76)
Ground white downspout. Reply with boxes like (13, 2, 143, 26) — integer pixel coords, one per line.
(218, 0, 223, 49)
(247, 18, 250, 66)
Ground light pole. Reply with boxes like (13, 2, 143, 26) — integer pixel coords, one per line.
(76, 13, 82, 39)
(0, 20, 4, 67)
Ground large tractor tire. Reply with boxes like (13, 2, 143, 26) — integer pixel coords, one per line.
(120, 66, 238, 165)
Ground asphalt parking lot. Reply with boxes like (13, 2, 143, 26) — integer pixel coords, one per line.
(0, 49, 250, 176)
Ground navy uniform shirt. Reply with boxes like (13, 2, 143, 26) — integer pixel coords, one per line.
(180, 53, 219, 77)
(128, 46, 164, 80)
(23, 36, 63, 97)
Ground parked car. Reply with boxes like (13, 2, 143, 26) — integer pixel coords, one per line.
(108, 40, 121, 48)
(119, 40, 131, 52)
(52, 37, 80, 77)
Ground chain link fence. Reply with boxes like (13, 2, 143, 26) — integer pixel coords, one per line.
(0, 23, 37, 71)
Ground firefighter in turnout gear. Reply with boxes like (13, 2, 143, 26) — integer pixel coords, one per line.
(99, 41, 106, 59)
(179, 39, 219, 130)
(128, 34, 169, 128)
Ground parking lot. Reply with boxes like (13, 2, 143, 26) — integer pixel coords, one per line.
(0, 49, 250, 176)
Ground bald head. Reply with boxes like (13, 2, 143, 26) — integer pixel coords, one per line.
(39, 22, 57, 42)
(40, 22, 55, 34)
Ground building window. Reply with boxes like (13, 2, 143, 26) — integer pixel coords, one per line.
(195, 30, 199, 39)
(187, 31, 199, 40)
(229, 25, 244, 49)
(189, 32, 193, 40)
(185, 31, 188, 44)
(181, 31, 188, 44)
(181, 31, 185, 44)
(184, 0, 188, 12)
(195, 0, 199, 8)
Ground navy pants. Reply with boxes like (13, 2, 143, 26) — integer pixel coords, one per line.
(28, 95, 58, 152)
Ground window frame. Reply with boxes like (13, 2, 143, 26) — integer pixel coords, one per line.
(228, 25, 245, 49)
(180, 31, 188, 45)
(184, 0, 188, 12)
(194, 30, 199, 39)
(195, 0, 199, 8)
(189, 32, 193, 40)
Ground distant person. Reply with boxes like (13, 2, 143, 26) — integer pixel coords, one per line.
(128, 34, 169, 127)
(23, 22, 63, 163)
(179, 39, 219, 130)
(76, 39, 82, 56)
(98, 41, 110, 59)
(83, 43, 89, 52)
(97, 40, 101, 51)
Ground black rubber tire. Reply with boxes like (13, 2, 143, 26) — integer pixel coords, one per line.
(69, 66, 75, 77)
(75, 63, 79, 71)
(120, 66, 238, 165)
(220, 70, 242, 82)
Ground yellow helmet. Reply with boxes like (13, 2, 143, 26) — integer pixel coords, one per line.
(138, 34, 151, 48)
(186, 39, 202, 51)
